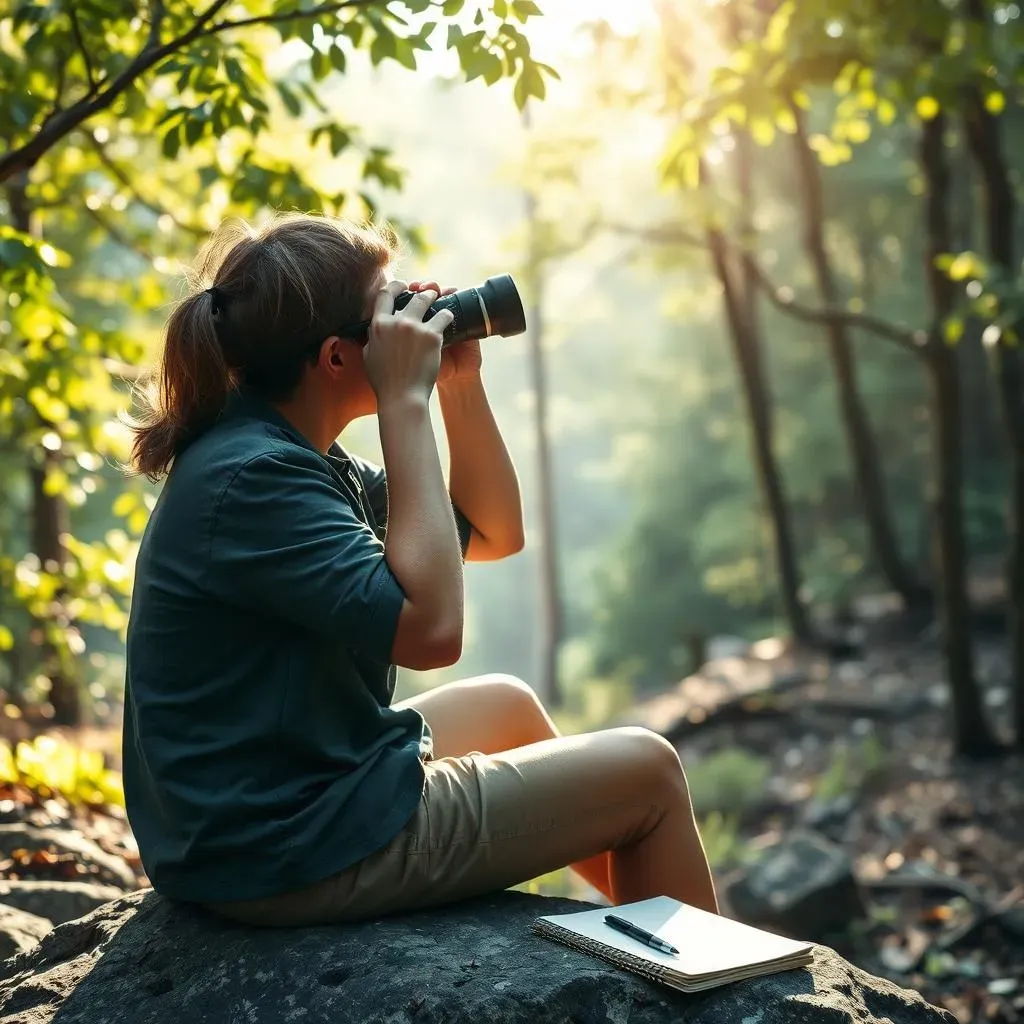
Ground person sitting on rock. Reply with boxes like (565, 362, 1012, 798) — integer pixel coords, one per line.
(123, 213, 719, 926)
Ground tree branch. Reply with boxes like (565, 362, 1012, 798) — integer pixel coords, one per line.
(68, 6, 99, 93)
(82, 205, 152, 262)
(746, 256, 926, 353)
(204, 0, 378, 34)
(0, 0, 232, 184)
(0, 0, 385, 184)
(84, 132, 207, 237)
(601, 220, 926, 353)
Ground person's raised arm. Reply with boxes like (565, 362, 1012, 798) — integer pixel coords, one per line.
(363, 281, 465, 669)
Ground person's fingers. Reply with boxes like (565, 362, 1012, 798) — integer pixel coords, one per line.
(441, 286, 457, 296)
(373, 279, 407, 319)
(425, 306, 455, 334)
(399, 287, 438, 321)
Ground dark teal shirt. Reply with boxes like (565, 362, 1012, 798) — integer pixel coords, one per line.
(122, 390, 470, 903)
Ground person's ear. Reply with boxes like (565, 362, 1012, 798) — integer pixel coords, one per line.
(318, 335, 345, 377)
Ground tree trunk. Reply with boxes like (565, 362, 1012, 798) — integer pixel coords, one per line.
(725, 135, 813, 643)
(706, 219, 813, 643)
(920, 113, 1000, 757)
(963, 86, 1024, 750)
(522, 105, 563, 708)
(7, 178, 81, 727)
(950, 130, 1005, 542)
(790, 105, 929, 610)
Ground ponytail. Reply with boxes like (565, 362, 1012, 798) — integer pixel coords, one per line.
(131, 288, 231, 480)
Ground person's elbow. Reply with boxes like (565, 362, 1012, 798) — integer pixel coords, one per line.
(406, 628, 463, 670)
(501, 521, 526, 557)
(391, 605, 464, 670)
(466, 523, 525, 562)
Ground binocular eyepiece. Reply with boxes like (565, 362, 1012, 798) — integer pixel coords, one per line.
(342, 274, 527, 348)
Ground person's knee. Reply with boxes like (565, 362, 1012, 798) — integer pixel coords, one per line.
(475, 673, 543, 716)
(613, 727, 688, 796)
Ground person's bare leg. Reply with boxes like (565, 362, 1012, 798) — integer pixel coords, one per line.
(396, 676, 607, 899)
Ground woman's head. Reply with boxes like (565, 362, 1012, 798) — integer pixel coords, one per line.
(131, 214, 398, 479)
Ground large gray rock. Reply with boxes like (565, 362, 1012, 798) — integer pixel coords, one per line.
(0, 880, 125, 925)
(0, 889, 953, 1023)
(727, 831, 866, 942)
(0, 903, 51, 960)
(0, 824, 137, 890)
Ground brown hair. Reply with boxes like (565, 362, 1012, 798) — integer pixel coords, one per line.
(130, 214, 398, 479)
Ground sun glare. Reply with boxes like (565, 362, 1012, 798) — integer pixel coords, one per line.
(526, 0, 659, 62)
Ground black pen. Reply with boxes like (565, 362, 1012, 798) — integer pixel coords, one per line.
(604, 914, 679, 956)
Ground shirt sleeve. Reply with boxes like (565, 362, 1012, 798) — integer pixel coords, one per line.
(349, 453, 474, 558)
(205, 448, 406, 662)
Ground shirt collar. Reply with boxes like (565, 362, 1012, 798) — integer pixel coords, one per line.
(223, 387, 350, 464)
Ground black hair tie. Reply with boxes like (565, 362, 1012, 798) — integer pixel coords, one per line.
(205, 286, 224, 316)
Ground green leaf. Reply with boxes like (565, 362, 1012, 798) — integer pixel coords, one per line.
(392, 38, 417, 70)
(277, 82, 302, 117)
(311, 47, 330, 81)
(916, 96, 940, 120)
(463, 50, 502, 83)
(494, 0, 508, 17)
(370, 28, 397, 65)
(161, 124, 182, 158)
(443, 0, 465, 13)
(944, 316, 964, 344)
(329, 125, 351, 156)
(183, 114, 204, 147)
(511, 0, 542, 18)
(330, 45, 347, 73)
(0, 625, 13, 652)
(341, 19, 364, 47)
(513, 61, 546, 108)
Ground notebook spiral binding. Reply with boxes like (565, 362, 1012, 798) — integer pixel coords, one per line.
(531, 920, 671, 985)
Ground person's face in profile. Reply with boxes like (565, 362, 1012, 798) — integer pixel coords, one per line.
(331, 267, 390, 421)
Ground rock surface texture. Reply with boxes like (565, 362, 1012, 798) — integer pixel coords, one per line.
(0, 889, 955, 1024)
(0, 904, 51, 961)
(0, 880, 126, 927)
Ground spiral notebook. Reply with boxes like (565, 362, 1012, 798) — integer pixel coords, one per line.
(533, 896, 813, 994)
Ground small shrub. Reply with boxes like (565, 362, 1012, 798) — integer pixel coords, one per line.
(687, 747, 771, 818)
(0, 734, 124, 809)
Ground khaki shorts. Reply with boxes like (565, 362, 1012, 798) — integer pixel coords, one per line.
(202, 740, 664, 927)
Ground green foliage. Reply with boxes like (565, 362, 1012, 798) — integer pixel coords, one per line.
(0, 734, 124, 809)
(0, 0, 554, 716)
(687, 747, 772, 818)
(698, 810, 748, 870)
(816, 732, 889, 801)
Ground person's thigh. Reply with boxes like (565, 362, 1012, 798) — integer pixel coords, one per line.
(394, 674, 557, 758)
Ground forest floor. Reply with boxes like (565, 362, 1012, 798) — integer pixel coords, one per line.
(635, 627, 1024, 1024)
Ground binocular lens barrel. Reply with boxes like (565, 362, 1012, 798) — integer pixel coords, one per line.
(345, 274, 527, 348)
